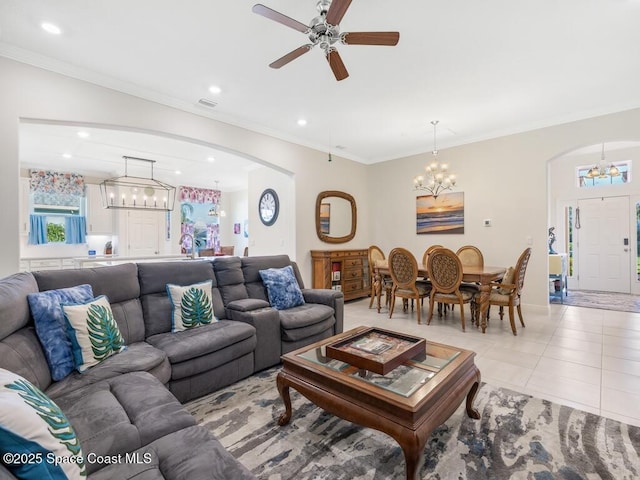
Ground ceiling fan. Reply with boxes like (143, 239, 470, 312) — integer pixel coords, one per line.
(252, 0, 399, 81)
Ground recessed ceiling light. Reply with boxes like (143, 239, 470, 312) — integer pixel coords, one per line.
(207, 156, 215, 163)
(62, 153, 72, 159)
(41, 22, 62, 35)
(297, 119, 307, 126)
(208, 85, 222, 95)
(175, 170, 182, 175)
(77, 131, 89, 138)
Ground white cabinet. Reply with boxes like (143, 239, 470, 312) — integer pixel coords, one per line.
(86, 184, 113, 234)
(19, 178, 30, 236)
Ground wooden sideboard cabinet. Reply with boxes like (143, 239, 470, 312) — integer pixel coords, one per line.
(310, 249, 369, 301)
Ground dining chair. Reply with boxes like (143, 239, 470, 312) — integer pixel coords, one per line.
(367, 245, 392, 309)
(456, 245, 484, 305)
(479, 247, 532, 335)
(388, 247, 431, 324)
(198, 248, 215, 257)
(456, 245, 484, 269)
(426, 247, 474, 332)
(417, 244, 443, 286)
(421, 244, 443, 266)
(219, 245, 235, 256)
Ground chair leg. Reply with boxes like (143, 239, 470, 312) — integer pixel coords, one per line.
(459, 302, 466, 332)
(389, 293, 396, 319)
(499, 306, 504, 320)
(517, 304, 525, 327)
(427, 295, 435, 325)
(416, 297, 421, 325)
(368, 283, 376, 308)
(508, 303, 517, 335)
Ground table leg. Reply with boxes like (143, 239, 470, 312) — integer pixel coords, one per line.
(374, 270, 382, 313)
(397, 433, 426, 480)
(276, 372, 292, 426)
(477, 283, 491, 333)
(465, 381, 481, 419)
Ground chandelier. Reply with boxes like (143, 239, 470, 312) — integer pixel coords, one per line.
(585, 142, 620, 179)
(100, 156, 176, 211)
(413, 120, 456, 198)
(207, 181, 226, 217)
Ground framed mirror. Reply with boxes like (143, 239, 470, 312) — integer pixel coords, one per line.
(315, 190, 357, 243)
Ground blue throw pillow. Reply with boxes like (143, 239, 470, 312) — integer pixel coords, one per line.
(0, 368, 85, 479)
(259, 265, 305, 310)
(27, 284, 94, 381)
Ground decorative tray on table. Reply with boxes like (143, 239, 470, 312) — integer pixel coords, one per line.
(325, 327, 426, 375)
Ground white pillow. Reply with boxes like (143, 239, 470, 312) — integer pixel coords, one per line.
(166, 280, 217, 332)
(0, 368, 85, 479)
(62, 295, 126, 372)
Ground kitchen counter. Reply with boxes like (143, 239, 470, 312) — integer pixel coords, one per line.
(72, 254, 203, 268)
(20, 254, 205, 271)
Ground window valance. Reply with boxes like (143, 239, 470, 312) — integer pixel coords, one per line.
(29, 170, 85, 207)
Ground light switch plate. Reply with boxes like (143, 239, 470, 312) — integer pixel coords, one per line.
(483, 219, 491, 227)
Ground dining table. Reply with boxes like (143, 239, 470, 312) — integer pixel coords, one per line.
(373, 260, 506, 334)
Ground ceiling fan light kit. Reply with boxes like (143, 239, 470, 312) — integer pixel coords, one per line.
(252, 0, 399, 81)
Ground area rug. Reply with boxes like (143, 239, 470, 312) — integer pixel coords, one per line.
(550, 289, 640, 313)
(186, 369, 640, 480)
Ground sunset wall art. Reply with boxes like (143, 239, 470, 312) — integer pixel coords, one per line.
(416, 192, 464, 234)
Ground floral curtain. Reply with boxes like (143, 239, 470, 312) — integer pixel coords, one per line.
(30, 170, 85, 206)
(179, 186, 221, 204)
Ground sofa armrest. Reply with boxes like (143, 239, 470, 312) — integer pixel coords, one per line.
(226, 298, 271, 312)
(226, 300, 281, 371)
(301, 289, 344, 334)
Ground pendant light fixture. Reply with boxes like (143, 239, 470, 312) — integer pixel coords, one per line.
(413, 121, 457, 198)
(585, 142, 620, 179)
(100, 156, 176, 211)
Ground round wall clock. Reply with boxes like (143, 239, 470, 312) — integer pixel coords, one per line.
(258, 188, 279, 226)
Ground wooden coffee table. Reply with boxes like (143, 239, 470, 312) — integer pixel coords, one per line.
(277, 326, 481, 480)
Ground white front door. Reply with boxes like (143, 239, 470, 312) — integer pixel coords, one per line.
(577, 196, 631, 292)
(126, 210, 161, 257)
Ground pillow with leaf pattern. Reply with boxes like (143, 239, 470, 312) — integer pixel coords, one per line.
(0, 368, 85, 479)
(166, 280, 217, 332)
(62, 295, 126, 373)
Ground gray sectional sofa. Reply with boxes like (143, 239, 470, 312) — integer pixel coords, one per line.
(0, 255, 344, 479)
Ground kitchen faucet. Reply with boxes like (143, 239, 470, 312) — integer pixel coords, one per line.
(179, 233, 195, 260)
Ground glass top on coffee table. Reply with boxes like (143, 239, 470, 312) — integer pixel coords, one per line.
(297, 336, 460, 398)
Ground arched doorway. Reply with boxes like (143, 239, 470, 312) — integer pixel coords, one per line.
(548, 141, 640, 299)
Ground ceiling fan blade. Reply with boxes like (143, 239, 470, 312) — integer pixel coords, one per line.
(325, 0, 353, 25)
(252, 4, 309, 33)
(269, 45, 312, 69)
(342, 32, 400, 46)
(326, 50, 349, 81)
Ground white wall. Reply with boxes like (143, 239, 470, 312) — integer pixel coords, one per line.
(368, 110, 640, 309)
(217, 189, 248, 256)
(0, 56, 369, 285)
(3, 56, 640, 307)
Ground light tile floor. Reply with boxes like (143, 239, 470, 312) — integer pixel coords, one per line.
(343, 297, 640, 427)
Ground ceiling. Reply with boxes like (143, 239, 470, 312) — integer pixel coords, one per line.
(19, 122, 261, 192)
(3, 0, 640, 184)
